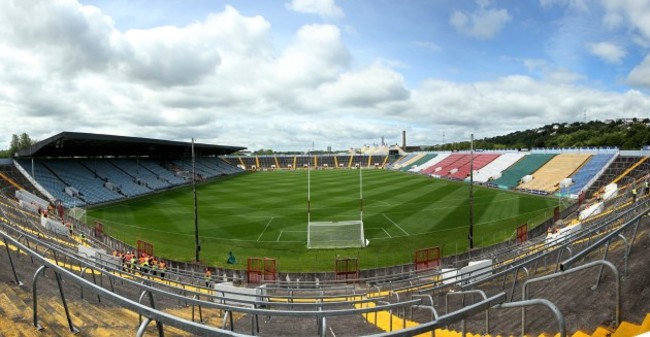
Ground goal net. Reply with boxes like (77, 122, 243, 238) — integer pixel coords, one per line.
(307, 220, 366, 249)
(68, 207, 86, 221)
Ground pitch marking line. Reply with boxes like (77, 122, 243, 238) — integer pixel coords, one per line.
(382, 213, 409, 236)
(257, 217, 274, 241)
(381, 228, 392, 238)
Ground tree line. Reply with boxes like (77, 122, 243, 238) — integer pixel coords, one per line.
(425, 119, 650, 151)
(0, 133, 37, 158)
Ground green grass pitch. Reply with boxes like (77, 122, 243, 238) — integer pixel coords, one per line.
(86, 169, 559, 272)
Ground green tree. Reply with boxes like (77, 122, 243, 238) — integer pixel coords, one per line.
(7, 132, 37, 156)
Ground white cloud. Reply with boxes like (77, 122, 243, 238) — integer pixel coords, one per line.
(450, 1, 511, 39)
(286, 0, 345, 19)
(271, 24, 350, 89)
(522, 58, 585, 83)
(0, 0, 649, 151)
(407, 76, 650, 142)
(601, 0, 650, 42)
(586, 42, 626, 64)
(412, 40, 442, 52)
(627, 54, 650, 88)
(539, 0, 589, 12)
(317, 63, 410, 108)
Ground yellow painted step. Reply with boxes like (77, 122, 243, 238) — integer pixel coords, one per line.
(571, 330, 593, 337)
(611, 321, 642, 337)
(641, 314, 650, 330)
(592, 326, 615, 337)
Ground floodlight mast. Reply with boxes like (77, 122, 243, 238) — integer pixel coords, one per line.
(468, 133, 474, 250)
(192, 138, 200, 262)
(359, 163, 364, 246)
(307, 161, 311, 247)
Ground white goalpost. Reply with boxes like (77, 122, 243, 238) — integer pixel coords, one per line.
(307, 163, 367, 249)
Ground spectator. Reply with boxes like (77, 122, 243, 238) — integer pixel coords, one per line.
(204, 268, 212, 288)
(227, 251, 236, 265)
(158, 261, 167, 279)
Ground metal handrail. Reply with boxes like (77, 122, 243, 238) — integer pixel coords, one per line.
(2, 220, 396, 314)
(522, 260, 620, 329)
(362, 292, 507, 337)
(1, 228, 426, 335)
(493, 298, 565, 337)
(560, 210, 646, 270)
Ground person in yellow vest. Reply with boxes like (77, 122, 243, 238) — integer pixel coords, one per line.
(130, 255, 137, 273)
(141, 257, 150, 274)
(632, 187, 637, 203)
(645, 180, 649, 195)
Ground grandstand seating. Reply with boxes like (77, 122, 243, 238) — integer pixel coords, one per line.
(213, 157, 244, 174)
(319, 155, 336, 168)
(110, 159, 172, 190)
(139, 160, 188, 186)
(491, 153, 555, 189)
(421, 153, 466, 176)
(276, 155, 295, 168)
(395, 152, 424, 170)
(240, 156, 257, 169)
(14, 156, 243, 207)
(257, 155, 276, 169)
(517, 153, 592, 193)
(80, 159, 152, 197)
(447, 153, 500, 180)
(43, 160, 125, 204)
(410, 152, 450, 173)
(564, 153, 618, 196)
(391, 153, 418, 169)
(400, 153, 436, 172)
(294, 155, 311, 168)
(16, 160, 82, 208)
(473, 152, 526, 183)
(337, 155, 351, 168)
(350, 154, 366, 168)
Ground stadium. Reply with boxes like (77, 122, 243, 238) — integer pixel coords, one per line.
(1, 130, 649, 336)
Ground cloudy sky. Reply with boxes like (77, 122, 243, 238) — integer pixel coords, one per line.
(1, 0, 650, 152)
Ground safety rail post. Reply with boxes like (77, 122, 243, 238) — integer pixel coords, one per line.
(191, 294, 203, 323)
(445, 290, 490, 336)
(411, 294, 437, 321)
(494, 298, 565, 337)
(3, 236, 23, 286)
(508, 266, 530, 302)
(617, 234, 629, 276)
(627, 218, 641, 256)
(136, 317, 153, 337)
(524, 260, 620, 330)
(32, 265, 79, 333)
(593, 240, 611, 289)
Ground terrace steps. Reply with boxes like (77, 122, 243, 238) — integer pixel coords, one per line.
(612, 156, 649, 185)
(0, 272, 230, 337)
(358, 298, 650, 337)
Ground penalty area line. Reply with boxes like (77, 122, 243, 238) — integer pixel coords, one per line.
(257, 217, 274, 242)
(382, 213, 409, 236)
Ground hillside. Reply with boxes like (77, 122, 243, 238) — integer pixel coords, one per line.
(427, 118, 650, 151)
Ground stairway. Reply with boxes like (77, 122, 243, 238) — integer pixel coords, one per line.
(0, 278, 232, 337)
(356, 299, 650, 337)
